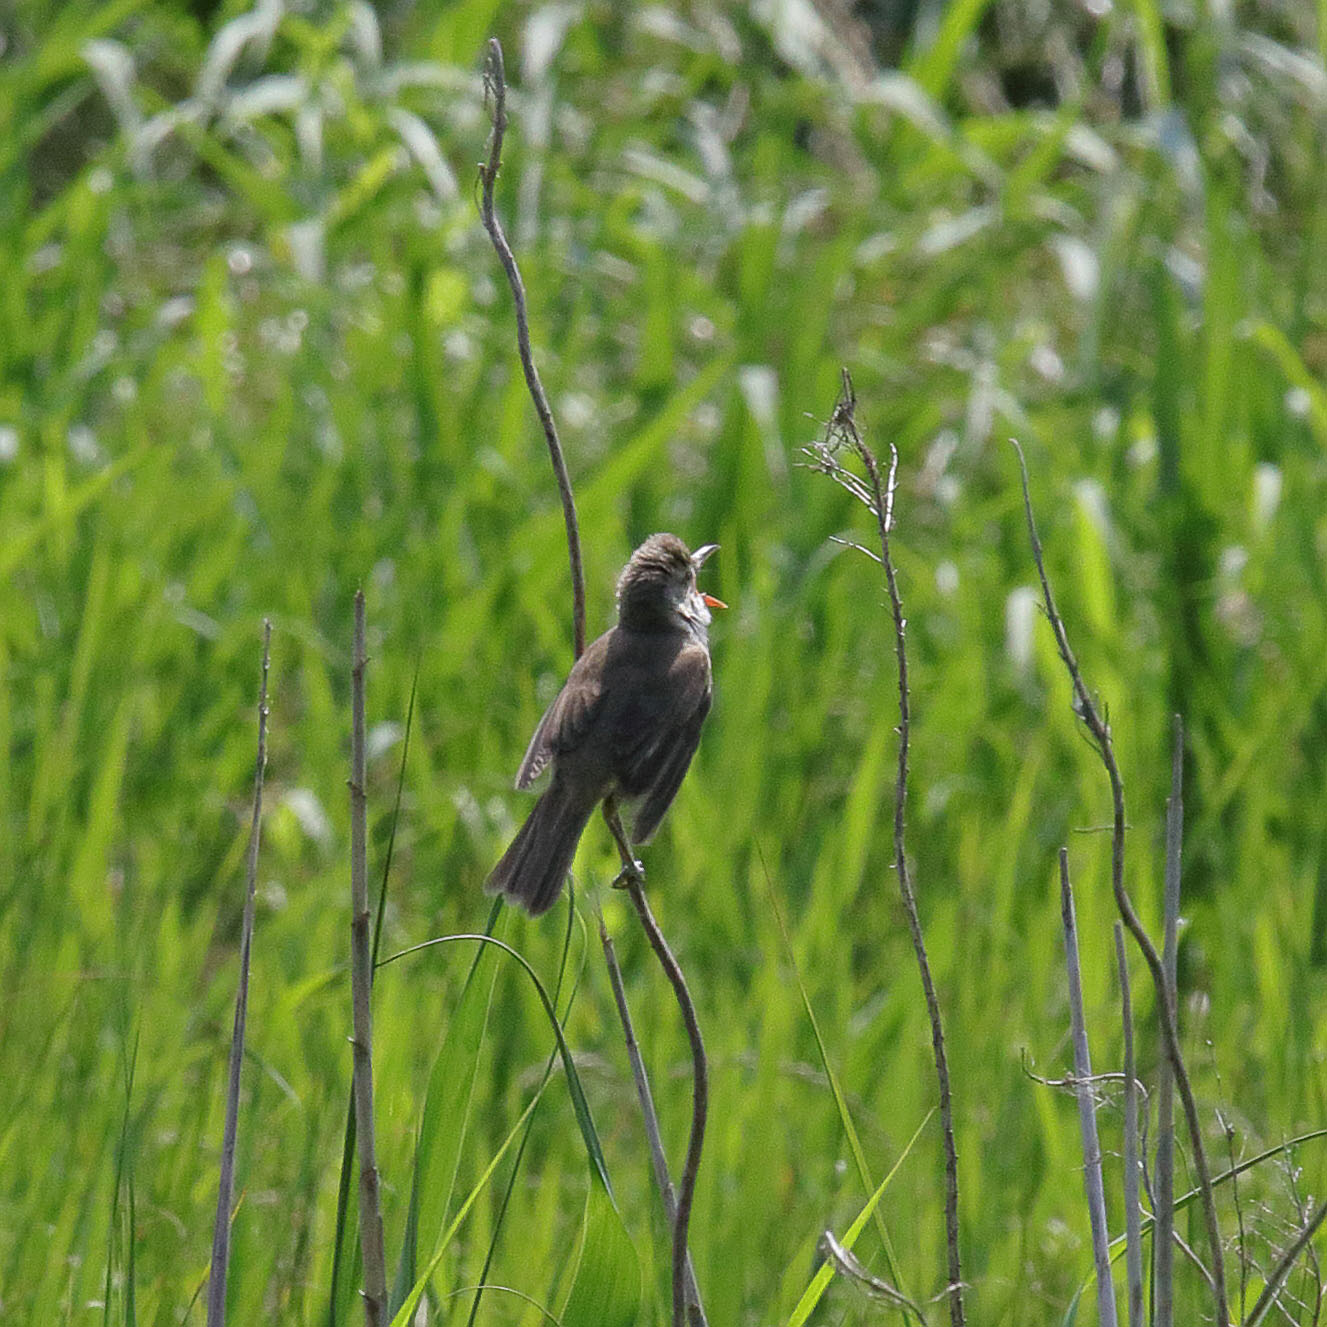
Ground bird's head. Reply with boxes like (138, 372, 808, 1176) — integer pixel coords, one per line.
(616, 533, 726, 634)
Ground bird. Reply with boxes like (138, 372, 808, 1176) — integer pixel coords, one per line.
(486, 533, 725, 916)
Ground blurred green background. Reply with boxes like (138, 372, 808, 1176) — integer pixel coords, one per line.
(3, 0, 1327, 1322)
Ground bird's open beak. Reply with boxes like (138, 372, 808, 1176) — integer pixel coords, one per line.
(691, 544, 724, 608)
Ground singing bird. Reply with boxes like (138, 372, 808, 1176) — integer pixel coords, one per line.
(486, 534, 724, 915)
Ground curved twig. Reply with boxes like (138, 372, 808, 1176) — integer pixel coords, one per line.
(604, 800, 708, 1327)
(809, 371, 965, 1326)
(1011, 439, 1228, 1326)
(631, 880, 707, 1327)
(599, 912, 706, 1318)
(819, 1231, 926, 1317)
(478, 40, 707, 1327)
(478, 38, 585, 656)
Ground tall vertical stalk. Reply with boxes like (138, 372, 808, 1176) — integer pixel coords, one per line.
(206, 620, 270, 1327)
(349, 591, 386, 1326)
(1060, 850, 1118, 1327)
(478, 39, 708, 1327)
(807, 373, 964, 1326)
(1013, 443, 1226, 1326)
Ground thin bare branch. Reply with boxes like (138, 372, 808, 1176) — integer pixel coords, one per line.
(1286, 1145, 1325, 1327)
(599, 909, 706, 1324)
(1174, 1229, 1219, 1291)
(477, 41, 707, 1327)
(827, 533, 882, 564)
(1246, 1204, 1327, 1327)
(1021, 1049, 1149, 1105)
(1061, 849, 1119, 1327)
(206, 620, 271, 1327)
(817, 371, 964, 1327)
(1125, 1128, 1327, 1307)
(819, 1231, 927, 1318)
(1218, 1103, 1249, 1318)
(479, 37, 585, 656)
(350, 591, 387, 1326)
(604, 798, 709, 1327)
(1115, 922, 1144, 1327)
(1011, 439, 1228, 1326)
(1156, 713, 1184, 1327)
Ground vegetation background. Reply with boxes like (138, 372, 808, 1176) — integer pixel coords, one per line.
(3, 0, 1326, 1322)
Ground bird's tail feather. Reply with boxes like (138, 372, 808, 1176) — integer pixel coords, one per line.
(485, 780, 596, 917)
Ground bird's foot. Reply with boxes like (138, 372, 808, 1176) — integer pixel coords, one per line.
(611, 858, 646, 890)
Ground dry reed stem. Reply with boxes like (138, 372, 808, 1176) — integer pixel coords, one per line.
(1155, 713, 1184, 1327)
(599, 913, 706, 1319)
(1060, 849, 1119, 1327)
(478, 38, 584, 657)
(206, 621, 270, 1327)
(349, 591, 386, 1326)
(1012, 440, 1227, 1326)
(807, 372, 965, 1326)
(1115, 922, 1144, 1327)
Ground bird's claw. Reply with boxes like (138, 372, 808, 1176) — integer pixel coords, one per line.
(611, 858, 646, 890)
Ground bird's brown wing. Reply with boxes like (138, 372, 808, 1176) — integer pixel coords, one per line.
(628, 688, 711, 843)
(614, 640, 712, 843)
(514, 630, 611, 789)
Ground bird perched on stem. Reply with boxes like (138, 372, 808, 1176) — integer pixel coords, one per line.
(487, 534, 725, 916)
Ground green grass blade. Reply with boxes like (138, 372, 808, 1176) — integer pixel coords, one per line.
(760, 844, 916, 1318)
(1065, 1127, 1327, 1308)
(379, 931, 616, 1196)
(908, 0, 998, 99)
(559, 1170, 641, 1327)
(326, 1099, 360, 1327)
(786, 1109, 935, 1327)
(390, 929, 501, 1312)
(465, 887, 584, 1326)
(0, 446, 147, 579)
(386, 989, 618, 1327)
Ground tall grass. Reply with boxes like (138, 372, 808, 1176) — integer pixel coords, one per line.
(3, 0, 1326, 1322)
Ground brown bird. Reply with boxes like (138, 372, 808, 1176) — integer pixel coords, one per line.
(486, 534, 724, 916)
